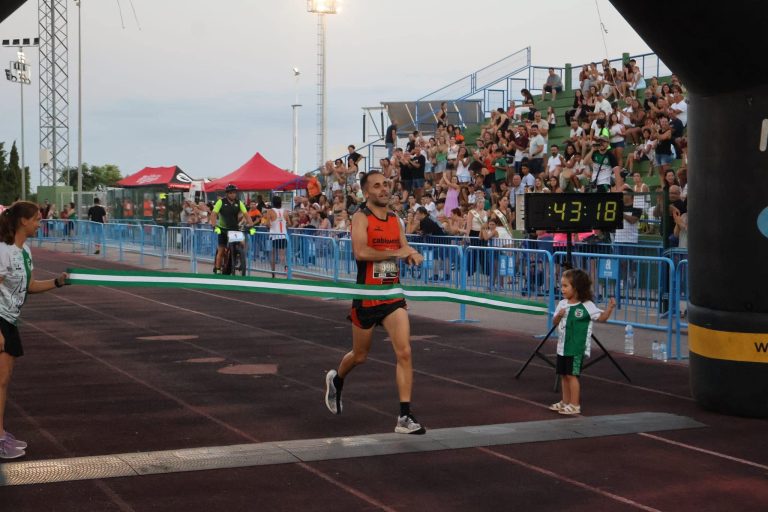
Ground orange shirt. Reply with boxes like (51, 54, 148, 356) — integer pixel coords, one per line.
(355, 207, 402, 308)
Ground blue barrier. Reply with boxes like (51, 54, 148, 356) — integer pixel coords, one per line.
(32, 225, 689, 358)
(553, 250, 676, 356)
(167, 226, 197, 272)
(674, 258, 689, 361)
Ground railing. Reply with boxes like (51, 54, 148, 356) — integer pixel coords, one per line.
(33, 226, 690, 357)
(567, 51, 673, 92)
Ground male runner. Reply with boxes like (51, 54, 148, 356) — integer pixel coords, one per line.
(324, 171, 427, 434)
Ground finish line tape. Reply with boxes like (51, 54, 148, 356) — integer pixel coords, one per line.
(66, 268, 548, 316)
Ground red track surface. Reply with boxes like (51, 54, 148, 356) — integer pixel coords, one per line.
(1, 248, 766, 511)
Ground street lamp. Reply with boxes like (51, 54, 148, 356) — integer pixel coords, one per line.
(75, 0, 83, 219)
(3, 37, 38, 201)
(306, 0, 337, 169)
(291, 67, 301, 175)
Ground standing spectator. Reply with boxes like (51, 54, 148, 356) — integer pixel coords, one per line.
(39, 200, 51, 220)
(306, 173, 322, 204)
(528, 125, 546, 176)
(654, 117, 675, 175)
(550, 269, 615, 416)
(0, 201, 69, 460)
(385, 121, 398, 158)
(612, 191, 642, 244)
(264, 196, 292, 277)
(608, 113, 626, 164)
(442, 174, 460, 214)
(542, 68, 563, 101)
(584, 138, 619, 193)
(87, 198, 107, 254)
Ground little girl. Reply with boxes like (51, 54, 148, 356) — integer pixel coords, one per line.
(549, 269, 615, 415)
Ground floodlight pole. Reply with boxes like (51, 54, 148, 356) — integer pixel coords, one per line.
(20, 51, 25, 200)
(292, 69, 301, 175)
(307, 1, 337, 170)
(76, 0, 83, 218)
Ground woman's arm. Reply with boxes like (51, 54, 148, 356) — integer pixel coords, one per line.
(28, 272, 68, 294)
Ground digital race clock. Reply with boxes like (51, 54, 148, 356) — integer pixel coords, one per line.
(524, 193, 624, 232)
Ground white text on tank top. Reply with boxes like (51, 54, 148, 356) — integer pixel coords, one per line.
(269, 208, 287, 239)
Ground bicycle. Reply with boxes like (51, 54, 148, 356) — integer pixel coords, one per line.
(221, 229, 248, 276)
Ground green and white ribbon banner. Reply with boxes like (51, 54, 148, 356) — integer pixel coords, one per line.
(66, 268, 548, 316)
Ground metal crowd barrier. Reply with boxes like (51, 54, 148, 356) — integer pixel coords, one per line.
(32, 224, 690, 358)
(167, 226, 197, 272)
(553, 250, 678, 358)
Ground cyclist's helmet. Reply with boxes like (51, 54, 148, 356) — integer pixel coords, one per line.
(225, 184, 238, 193)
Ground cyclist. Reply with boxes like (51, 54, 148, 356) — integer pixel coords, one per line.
(210, 184, 256, 274)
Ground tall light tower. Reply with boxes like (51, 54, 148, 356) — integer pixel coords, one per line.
(3, 37, 38, 200)
(306, 0, 337, 169)
(38, 0, 70, 188)
(291, 67, 301, 175)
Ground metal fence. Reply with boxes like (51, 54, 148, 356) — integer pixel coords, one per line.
(33, 225, 690, 358)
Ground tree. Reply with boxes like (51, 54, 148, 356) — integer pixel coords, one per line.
(58, 163, 123, 190)
(0, 142, 21, 205)
(8, 142, 22, 199)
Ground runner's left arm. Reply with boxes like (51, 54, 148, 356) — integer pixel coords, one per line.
(398, 220, 423, 266)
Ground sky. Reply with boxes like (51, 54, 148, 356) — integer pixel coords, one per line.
(0, 0, 656, 191)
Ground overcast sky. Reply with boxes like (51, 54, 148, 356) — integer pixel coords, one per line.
(0, 0, 656, 190)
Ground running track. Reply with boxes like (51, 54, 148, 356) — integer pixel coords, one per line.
(0, 248, 766, 511)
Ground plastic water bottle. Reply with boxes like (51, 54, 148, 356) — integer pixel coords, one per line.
(651, 340, 659, 360)
(624, 324, 634, 355)
(660, 341, 668, 362)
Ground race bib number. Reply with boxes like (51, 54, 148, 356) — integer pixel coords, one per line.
(227, 231, 245, 243)
(373, 259, 399, 280)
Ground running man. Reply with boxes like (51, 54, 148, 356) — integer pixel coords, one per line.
(324, 171, 427, 434)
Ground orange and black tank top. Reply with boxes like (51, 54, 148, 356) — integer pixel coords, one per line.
(354, 206, 402, 308)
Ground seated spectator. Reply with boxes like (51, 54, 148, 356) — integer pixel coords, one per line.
(627, 128, 655, 173)
(542, 68, 563, 101)
(516, 88, 536, 121)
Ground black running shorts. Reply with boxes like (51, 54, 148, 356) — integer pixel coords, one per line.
(556, 354, 583, 376)
(348, 300, 407, 329)
(0, 317, 23, 358)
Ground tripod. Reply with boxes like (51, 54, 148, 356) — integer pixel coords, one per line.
(514, 232, 631, 390)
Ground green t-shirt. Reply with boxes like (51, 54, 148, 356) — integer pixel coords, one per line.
(493, 157, 508, 182)
(555, 300, 602, 357)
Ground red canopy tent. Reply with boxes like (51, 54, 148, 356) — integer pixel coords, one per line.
(205, 153, 306, 192)
(117, 166, 194, 190)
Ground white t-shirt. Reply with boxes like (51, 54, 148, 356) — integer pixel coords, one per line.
(521, 173, 535, 189)
(595, 98, 612, 116)
(0, 242, 33, 324)
(269, 208, 287, 239)
(671, 99, 688, 126)
(569, 126, 584, 140)
(609, 124, 625, 144)
(547, 154, 564, 174)
(529, 134, 546, 160)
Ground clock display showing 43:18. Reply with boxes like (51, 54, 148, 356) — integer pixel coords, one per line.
(524, 193, 625, 232)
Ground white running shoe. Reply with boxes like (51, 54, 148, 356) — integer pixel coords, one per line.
(395, 414, 426, 435)
(324, 370, 342, 415)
